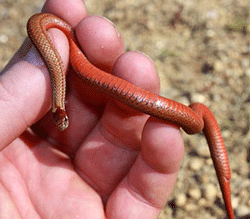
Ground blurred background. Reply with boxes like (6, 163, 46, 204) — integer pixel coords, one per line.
(1, 0, 250, 218)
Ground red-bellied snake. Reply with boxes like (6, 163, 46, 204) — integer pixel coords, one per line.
(27, 13, 234, 219)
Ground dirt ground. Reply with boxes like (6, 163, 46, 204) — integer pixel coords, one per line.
(1, 0, 250, 218)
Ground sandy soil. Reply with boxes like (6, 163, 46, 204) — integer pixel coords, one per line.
(1, 0, 250, 218)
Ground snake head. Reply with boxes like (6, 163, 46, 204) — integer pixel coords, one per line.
(52, 107, 69, 131)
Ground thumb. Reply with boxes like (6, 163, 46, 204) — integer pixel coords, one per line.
(0, 28, 69, 149)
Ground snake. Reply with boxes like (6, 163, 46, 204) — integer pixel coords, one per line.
(27, 13, 234, 219)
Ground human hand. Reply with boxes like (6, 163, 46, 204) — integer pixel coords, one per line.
(0, 0, 184, 218)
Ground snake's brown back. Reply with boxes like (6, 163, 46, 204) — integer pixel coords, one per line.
(27, 13, 74, 130)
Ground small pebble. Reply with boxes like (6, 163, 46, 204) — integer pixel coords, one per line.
(206, 29, 216, 38)
(189, 158, 204, 171)
(192, 93, 206, 103)
(206, 10, 218, 20)
(0, 34, 8, 44)
(196, 143, 210, 157)
(232, 196, 239, 209)
(204, 184, 217, 201)
(185, 203, 198, 212)
(188, 188, 201, 200)
(241, 58, 250, 68)
(176, 193, 187, 206)
(198, 198, 206, 206)
(214, 60, 224, 72)
(237, 205, 250, 216)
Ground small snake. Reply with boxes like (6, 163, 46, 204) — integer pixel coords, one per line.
(27, 13, 234, 219)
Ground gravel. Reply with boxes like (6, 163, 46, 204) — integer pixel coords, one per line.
(1, 0, 250, 218)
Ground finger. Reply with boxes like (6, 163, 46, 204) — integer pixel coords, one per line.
(101, 51, 160, 151)
(68, 15, 125, 106)
(38, 15, 125, 154)
(74, 52, 160, 199)
(43, 0, 87, 27)
(106, 119, 184, 218)
(76, 15, 125, 73)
